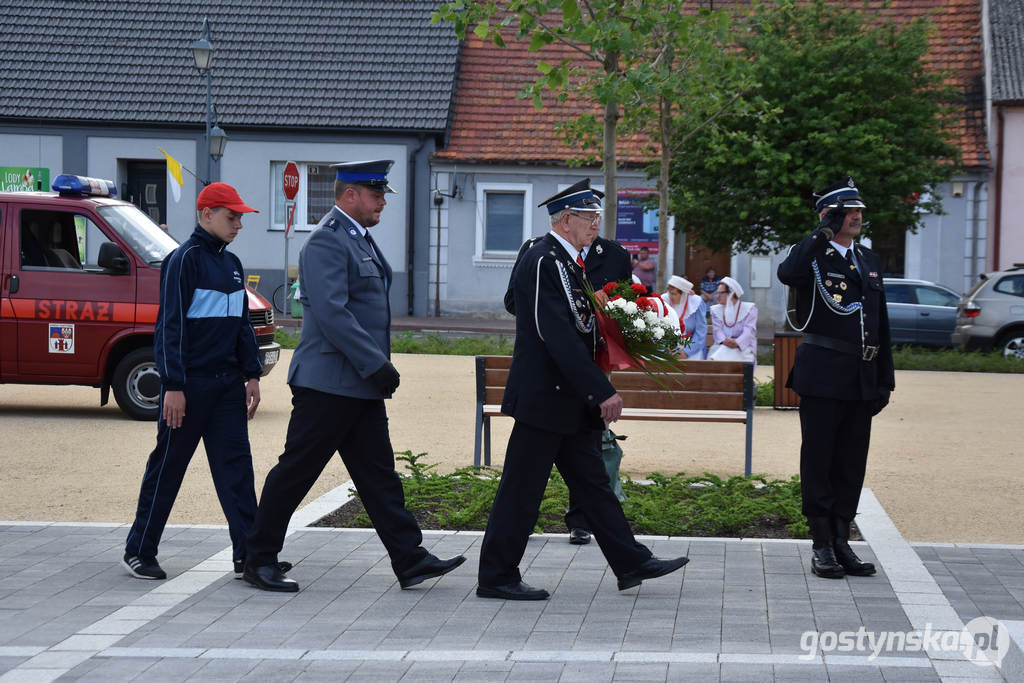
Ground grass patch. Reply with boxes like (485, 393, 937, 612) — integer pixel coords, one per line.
(755, 379, 774, 406)
(313, 452, 809, 539)
(891, 346, 1022, 373)
(274, 327, 301, 349)
(391, 331, 514, 356)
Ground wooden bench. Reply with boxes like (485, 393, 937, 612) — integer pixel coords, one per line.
(473, 356, 756, 475)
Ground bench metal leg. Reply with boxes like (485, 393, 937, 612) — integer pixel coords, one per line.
(473, 405, 483, 467)
(744, 407, 753, 476)
(484, 416, 491, 467)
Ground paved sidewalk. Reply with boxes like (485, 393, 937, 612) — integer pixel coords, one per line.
(0, 491, 1020, 682)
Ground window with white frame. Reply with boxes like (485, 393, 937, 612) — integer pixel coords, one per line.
(475, 183, 532, 260)
(269, 162, 337, 231)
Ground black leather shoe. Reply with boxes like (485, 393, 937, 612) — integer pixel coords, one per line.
(234, 560, 292, 579)
(831, 517, 875, 576)
(476, 581, 550, 600)
(617, 556, 689, 590)
(811, 545, 846, 579)
(569, 528, 592, 545)
(243, 563, 299, 592)
(397, 554, 466, 589)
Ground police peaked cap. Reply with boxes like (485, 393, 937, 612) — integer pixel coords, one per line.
(813, 176, 866, 212)
(538, 179, 604, 215)
(331, 159, 397, 194)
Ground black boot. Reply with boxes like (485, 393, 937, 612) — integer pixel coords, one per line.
(807, 516, 845, 579)
(832, 517, 876, 576)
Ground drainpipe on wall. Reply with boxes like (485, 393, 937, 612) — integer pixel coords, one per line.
(968, 181, 986, 286)
(993, 106, 1004, 270)
(407, 135, 426, 315)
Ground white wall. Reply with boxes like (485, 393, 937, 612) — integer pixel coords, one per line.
(0, 133, 63, 185)
(219, 141, 408, 273)
(86, 136, 197, 244)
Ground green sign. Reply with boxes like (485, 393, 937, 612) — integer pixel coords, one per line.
(0, 166, 50, 192)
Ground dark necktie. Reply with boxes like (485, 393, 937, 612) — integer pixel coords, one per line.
(845, 248, 857, 274)
(363, 231, 386, 285)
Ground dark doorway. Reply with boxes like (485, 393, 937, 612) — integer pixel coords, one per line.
(683, 238, 732, 284)
(124, 161, 167, 226)
(871, 233, 906, 277)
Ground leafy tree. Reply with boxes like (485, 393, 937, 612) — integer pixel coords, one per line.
(668, 0, 962, 254)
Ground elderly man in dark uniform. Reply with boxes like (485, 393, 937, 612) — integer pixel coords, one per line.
(503, 180, 633, 546)
(478, 182, 689, 601)
(778, 176, 894, 579)
(243, 160, 465, 592)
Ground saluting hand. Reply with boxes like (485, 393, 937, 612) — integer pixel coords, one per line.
(600, 393, 623, 424)
(163, 390, 186, 429)
(245, 378, 261, 420)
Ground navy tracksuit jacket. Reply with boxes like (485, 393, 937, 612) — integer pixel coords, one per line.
(126, 226, 262, 562)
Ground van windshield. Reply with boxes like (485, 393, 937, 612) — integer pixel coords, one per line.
(97, 204, 179, 264)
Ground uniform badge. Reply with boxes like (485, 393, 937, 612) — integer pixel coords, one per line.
(833, 293, 843, 302)
(869, 271, 878, 278)
(839, 281, 847, 290)
(825, 279, 833, 287)
(825, 247, 835, 256)
(850, 264, 856, 271)
(348, 228, 357, 236)
(595, 244, 603, 255)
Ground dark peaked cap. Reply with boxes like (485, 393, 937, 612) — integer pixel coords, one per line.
(331, 160, 397, 194)
(539, 178, 604, 215)
(813, 176, 866, 212)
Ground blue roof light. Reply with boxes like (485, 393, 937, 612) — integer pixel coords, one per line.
(52, 174, 117, 197)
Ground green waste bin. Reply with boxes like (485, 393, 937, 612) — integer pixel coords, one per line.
(289, 280, 302, 319)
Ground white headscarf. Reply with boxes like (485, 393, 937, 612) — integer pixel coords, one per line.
(719, 276, 749, 326)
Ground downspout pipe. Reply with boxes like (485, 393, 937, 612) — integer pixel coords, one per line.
(993, 106, 1004, 270)
(408, 134, 426, 315)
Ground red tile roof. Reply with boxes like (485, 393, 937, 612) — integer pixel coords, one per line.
(437, 0, 988, 169)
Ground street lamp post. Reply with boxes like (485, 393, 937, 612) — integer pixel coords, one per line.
(191, 18, 226, 184)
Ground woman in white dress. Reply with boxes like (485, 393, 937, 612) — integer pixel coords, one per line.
(660, 275, 707, 360)
(707, 276, 757, 365)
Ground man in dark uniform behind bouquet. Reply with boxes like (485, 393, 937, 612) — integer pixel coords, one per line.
(243, 160, 465, 592)
(503, 180, 633, 546)
(777, 176, 894, 579)
(477, 181, 689, 601)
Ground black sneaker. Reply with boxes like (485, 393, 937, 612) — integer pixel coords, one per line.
(122, 553, 166, 580)
(234, 560, 293, 579)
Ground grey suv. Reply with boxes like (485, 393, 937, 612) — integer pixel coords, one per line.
(952, 266, 1024, 358)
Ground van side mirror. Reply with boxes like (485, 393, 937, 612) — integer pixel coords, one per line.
(98, 242, 130, 274)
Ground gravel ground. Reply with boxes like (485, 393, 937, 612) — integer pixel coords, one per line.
(1, 351, 1020, 543)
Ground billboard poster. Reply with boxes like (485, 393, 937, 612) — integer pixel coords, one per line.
(615, 188, 659, 253)
(0, 166, 50, 192)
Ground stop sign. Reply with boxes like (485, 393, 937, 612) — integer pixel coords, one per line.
(282, 161, 300, 201)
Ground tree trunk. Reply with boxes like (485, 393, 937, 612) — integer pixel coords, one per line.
(657, 95, 672, 293)
(602, 49, 619, 240)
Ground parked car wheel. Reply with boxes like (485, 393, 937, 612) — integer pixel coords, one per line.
(112, 348, 161, 420)
(998, 329, 1024, 360)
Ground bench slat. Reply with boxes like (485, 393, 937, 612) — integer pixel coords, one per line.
(610, 373, 743, 392)
(481, 405, 747, 423)
(620, 390, 744, 411)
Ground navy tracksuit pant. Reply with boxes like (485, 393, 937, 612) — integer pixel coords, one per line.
(125, 373, 257, 562)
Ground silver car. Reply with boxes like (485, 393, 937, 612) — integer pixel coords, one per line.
(884, 278, 960, 346)
(952, 266, 1024, 358)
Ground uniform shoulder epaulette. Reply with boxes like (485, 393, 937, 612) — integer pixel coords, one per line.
(323, 217, 338, 232)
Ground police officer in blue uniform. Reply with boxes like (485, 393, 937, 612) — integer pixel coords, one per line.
(243, 160, 465, 592)
(777, 177, 894, 579)
(477, 182, 689, 600)
(503, 180, 632, 546)
(123, 183, 268, 581)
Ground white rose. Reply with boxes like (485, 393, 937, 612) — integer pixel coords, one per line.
(653, 327, 665, 340)
(643, 311, 659, 324)
(632, 317, 646, 330)
(624, 301, 639, 315)
(609, 298, 627, 309)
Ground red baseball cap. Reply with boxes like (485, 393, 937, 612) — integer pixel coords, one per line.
(196, 182, 259, 213)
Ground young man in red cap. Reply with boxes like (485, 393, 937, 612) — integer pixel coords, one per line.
(123, 182, 283, 581)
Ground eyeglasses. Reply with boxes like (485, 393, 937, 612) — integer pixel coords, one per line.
(569, 212, 601, 225)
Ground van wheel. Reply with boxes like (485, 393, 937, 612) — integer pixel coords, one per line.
(112, 348, 161, 420)
(999, 331, 1024, 360)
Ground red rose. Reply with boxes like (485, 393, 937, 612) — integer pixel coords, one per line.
(602, 282, 618, 295)
(631, 283, 647, 295)
(637, 300, 655, 312)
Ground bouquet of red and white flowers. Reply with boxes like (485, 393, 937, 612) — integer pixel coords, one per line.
(588, 281, 689, 377)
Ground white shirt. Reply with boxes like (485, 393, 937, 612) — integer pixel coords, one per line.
(830, 240, 860, 272)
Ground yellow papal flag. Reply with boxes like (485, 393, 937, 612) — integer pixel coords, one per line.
(157, 147, 184, 203)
